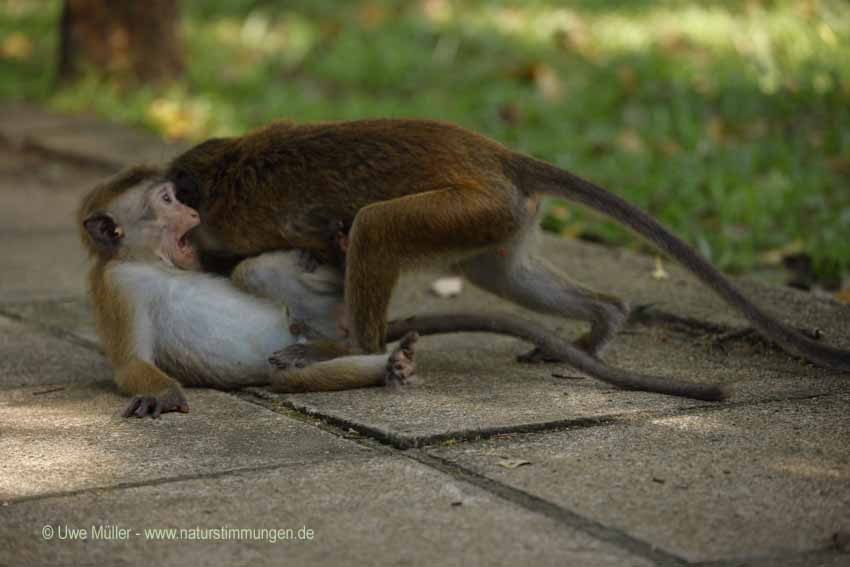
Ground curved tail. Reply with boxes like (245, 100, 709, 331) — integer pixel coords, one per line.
(512, 154, 850, 372)
(387, 312, 728, 401)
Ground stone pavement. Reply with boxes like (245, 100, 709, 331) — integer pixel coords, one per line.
(0, 104, 848, 567)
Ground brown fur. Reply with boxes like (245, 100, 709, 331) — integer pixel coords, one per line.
(161, 118, 850, 373)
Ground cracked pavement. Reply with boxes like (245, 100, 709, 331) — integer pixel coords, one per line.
(1, 105, 848, 567)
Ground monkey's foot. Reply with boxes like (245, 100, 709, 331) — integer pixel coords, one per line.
(384, 332, 419, 387)
(296, 249, 320, 273)
(516, 346, 566, 364)
(121, 388, 189, 419)
(269, 342, 341, 371)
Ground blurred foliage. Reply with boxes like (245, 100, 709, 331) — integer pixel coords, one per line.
(1, 0, 849, 280)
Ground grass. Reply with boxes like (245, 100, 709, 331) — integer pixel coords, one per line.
(1, 0, 849, 282)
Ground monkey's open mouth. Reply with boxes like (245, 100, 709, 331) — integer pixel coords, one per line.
(177, 233, 194, 254)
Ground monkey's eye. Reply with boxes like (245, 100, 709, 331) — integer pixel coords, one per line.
(162, 193, 173, 204)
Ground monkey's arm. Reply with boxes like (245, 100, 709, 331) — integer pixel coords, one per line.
(93, 268, 190, 418)
(386, 312, 728, 401)
(270, 332, 418, 393)
(115, 358, 189, 418)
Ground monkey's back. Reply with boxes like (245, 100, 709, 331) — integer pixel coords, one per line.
(168, 119, 514, 257)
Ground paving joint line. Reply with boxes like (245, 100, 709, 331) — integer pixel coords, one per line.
(1, 455, 368, 507)
(242, 386, 842, 451)
(0, 306, 102, 353)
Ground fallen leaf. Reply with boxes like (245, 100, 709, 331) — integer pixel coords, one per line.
(759, 239, 804, 266)
(549, 205, 571, 222)
(497, 458, 532, 469)
(706, 116, 727, 144)
(617, 65, 637, 92)
(512, 61, 564, 102)
(651, 256, 669, 280)
(1, 32, 32, 60)
(618, 129, 644, 154)
(430, 276, 463, 298)
(827, 157, 850, 175)
(498, 102, 525, 125)
(836, 286, 850, 304)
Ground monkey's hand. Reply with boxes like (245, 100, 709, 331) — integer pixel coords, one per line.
(384, 332, 419, 387)
(121, 386, 190, 419)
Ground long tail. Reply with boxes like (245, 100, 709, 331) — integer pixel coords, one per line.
(512, 154, 850, 372)
(387, 312, 728, 401)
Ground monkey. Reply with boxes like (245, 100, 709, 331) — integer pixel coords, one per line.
(76, 167, 421, 418)
(156, 118, 849, 375)
(79, 167, 731, 403)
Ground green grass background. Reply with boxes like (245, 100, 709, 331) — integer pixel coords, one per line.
(1, 0, 848, 281)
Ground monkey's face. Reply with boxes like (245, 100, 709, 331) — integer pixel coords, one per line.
(145, 182, 201, 270)
(81, 181, 201, 270)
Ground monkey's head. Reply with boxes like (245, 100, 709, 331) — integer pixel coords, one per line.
(78, 166, 201, 270)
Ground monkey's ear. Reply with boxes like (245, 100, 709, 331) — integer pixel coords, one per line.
(83, 213, 124, 252)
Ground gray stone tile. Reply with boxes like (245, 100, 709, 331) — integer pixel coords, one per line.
(0, 103, 185, 168)
(0, 297, 98, 344)
(0, 383, 369, 501)
(539, 237, 850, 350)
(0, 231, 88, 300)
(0, 315, 109, 388)
(0, 145, 105, 231)
(430, 394, 850, 562)
(0, 454, 650, 567)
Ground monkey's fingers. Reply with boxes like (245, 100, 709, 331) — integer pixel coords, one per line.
(121, 396, 144, 418)
(121, 390, 189, 419)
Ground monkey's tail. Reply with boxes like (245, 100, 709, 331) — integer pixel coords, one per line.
(386, 313, 728, 401)
(517, 154, 850, 372)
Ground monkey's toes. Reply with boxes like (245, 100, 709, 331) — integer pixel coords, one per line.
(269, 344, 312, 370)
(296, 249, 320, 273)
(385, 332, 418, 387)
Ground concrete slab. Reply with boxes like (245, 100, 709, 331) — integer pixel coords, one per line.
(11, 280, 840, 450)
(539, 237, 850, 350)
(275, 326, 846, 448)
(270, 265, 846, 449)
(0, 145, 105, 231)
(0, 231, 88, 300)
(0, 103, 186, 169)
(0, 383, 369, 501)
(0, 315, 109, 388)
(0, 454, 650, 567)
(430, 394, 850, 563)
(0, 297, 99, 345)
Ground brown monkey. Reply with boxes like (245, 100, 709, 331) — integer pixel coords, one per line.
(161, 119, 849, 373)
(77, 168, 420, 417)
(80, 167, 730, 402)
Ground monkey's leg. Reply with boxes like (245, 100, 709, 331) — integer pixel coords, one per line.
(232, 250, 346, 339)
(271, 332, 418, 393)
(459, 228, 629, 360)
(116, 358, 189, 418)
(268, 340, 354, 370)
(345, 186, 518, 353)
(232, 251, 343, 304)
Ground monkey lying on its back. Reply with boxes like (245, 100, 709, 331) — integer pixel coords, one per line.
(77, 167, 419, 417)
